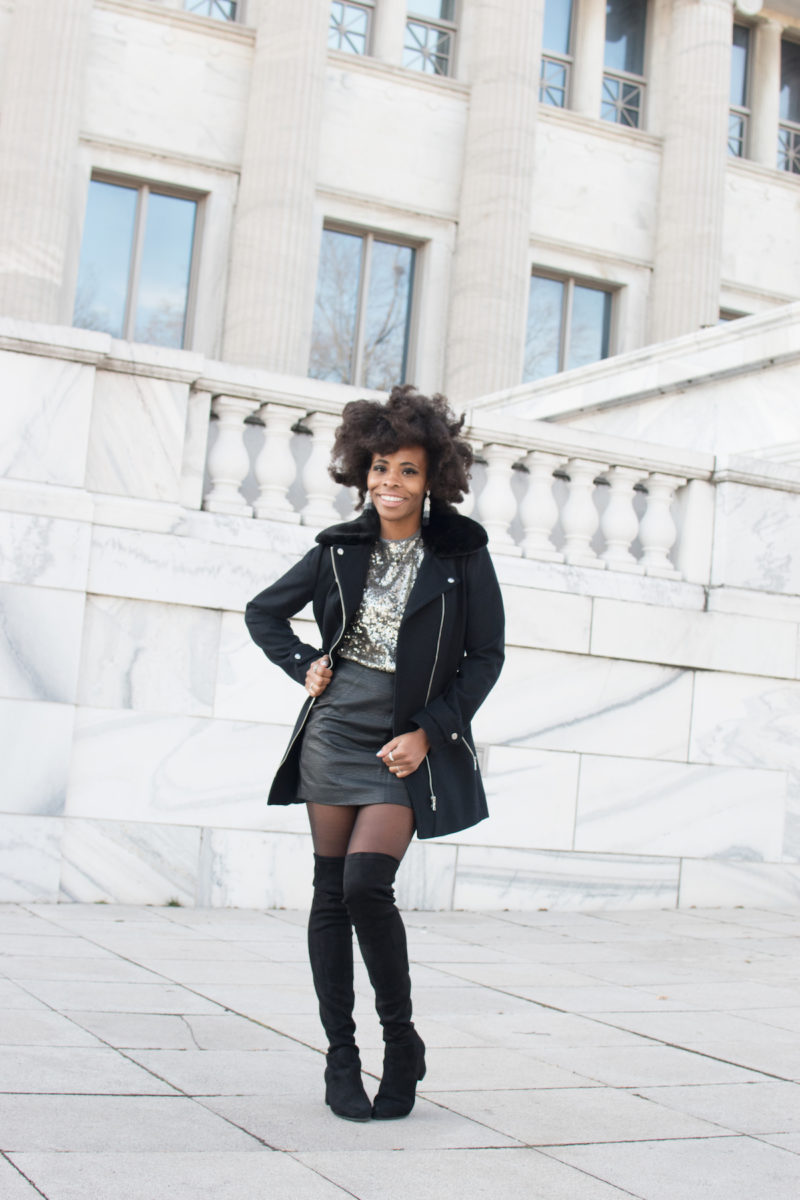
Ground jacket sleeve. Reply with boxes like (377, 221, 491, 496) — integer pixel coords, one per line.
(411, 547, 505, 751)
(244, 546, 324, 686)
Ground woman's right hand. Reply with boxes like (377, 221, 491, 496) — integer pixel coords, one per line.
(305, 655, 332, 697)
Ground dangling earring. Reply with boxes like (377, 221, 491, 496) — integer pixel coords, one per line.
(422, 492, 430, 526)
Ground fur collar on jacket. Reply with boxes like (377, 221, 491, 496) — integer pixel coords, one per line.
(315, 498, 488, 557)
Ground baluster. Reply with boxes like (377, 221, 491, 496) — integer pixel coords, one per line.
(639, 472, 686, 578)
(476, 443, 521, 555)
(302, 410, 343, 528)
(519, 450, 564, 561)
(600, 465, 647, 572)
(253, 402, 301, 522)
(561, 457, 608, 567)
(203, 395, 260, 516)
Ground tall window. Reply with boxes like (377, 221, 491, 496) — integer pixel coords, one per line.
(309, 228, 416, 391)
(329, 1, 373, 55)
(524, 273, 612, 382)
(184, 1, 238, 21)
(73, 179, 198, 350)
(404, 2, 456, 77)
(540, 0, 574, 108)
(729, 24, 751, 157)
(778, 38, 800, 175)
(602, 0, 647, 128)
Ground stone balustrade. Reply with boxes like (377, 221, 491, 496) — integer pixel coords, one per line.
(202, 392, 711, 580)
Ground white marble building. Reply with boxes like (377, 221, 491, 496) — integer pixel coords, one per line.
(1, 0, 800, 910)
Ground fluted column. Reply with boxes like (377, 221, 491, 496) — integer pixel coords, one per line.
(223, 0, 329, 371)
(444, 0, 544, 402)
(648, 0, 735, 342)
(0, 0, 92, 322)
(571, 0, 606, 119)
(371, 0, 406, 65)
(750, 18, 783, 168)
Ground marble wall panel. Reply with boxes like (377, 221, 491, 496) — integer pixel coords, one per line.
(0, 583, 85, 703)
(87, 524, 309, 612)
(395, 841, 458, 910)
(213, 611, 316, 725)
(575, 755, 786, 860)
(590, 597, 797, 678)
(0, 513, 91, 591)
(84, 371, 188, 503)
(0, 351, 93, 487)
(0, 815, 62, 902)
(0, 699, 75, 816)
(65, 709, 286, 829)
(59, 818, 200, 905)
(77, 595, 221, 716)
(472, 647, 692, 761)
(679, 859, 800, 909)
(197, 829, 314, 909)
(502, 584, 591, 652)
(689, 671, 800, 861)
(441, 746, 579, 851)
(452, 845, 679, 911)
(712, 482, 800, 596)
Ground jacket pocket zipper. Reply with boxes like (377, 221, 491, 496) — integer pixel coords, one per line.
(424, 755, 437, 812)
(461, 735, 478, 771)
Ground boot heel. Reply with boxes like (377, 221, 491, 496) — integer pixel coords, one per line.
(371, 1031, 426, 1120)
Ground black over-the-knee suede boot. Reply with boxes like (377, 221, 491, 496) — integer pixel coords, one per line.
(343, 851, 426, 1120)
(308, 854, 371, 1121)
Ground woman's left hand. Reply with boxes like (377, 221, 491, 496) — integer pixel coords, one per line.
(377, 728, 431, 778)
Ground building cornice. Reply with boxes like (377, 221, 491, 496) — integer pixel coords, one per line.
(537, 103, 662, 152)
(326, 48, 470, 101)
(94, 0, 255, 45)
(79, 133, 241, 178)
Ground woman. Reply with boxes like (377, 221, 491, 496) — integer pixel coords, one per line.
(245, 386, 504, 1122)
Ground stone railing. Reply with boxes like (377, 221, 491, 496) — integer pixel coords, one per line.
(202, 391, 717, 581)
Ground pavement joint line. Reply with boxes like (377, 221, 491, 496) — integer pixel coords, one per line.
(405, 969, 800, 1087)
(1, 1151, 50, 1200)
(535, 1144, 648, 1199)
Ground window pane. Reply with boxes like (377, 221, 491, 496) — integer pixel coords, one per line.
(780, 39, 800, 124)
(524, 276, 564, 382)
(542, 0, 573, 56)
(73, 180, 138, 337)
(362, 240, 414, 391)
(309, 229, 363, 384)
(133, 192, 197, 349)
(540, 57, 569, 107)
(731, 24, 750, 108)
(329, 2, 369, 54)
(184, 1, 237, 21)
(408, 1, 455, 19)
(604, 0, 646, 76)
(404, 20, 452, 74)
(567, 285, 611, 371)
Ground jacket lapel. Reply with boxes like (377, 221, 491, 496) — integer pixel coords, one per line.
(403, 549, 458, 620)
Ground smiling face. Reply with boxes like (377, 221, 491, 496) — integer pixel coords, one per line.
(366, 444, 429, 540)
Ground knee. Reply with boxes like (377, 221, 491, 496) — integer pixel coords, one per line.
(343, 852, 399, 919)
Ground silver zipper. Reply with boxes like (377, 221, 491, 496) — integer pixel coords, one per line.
(422, 594, 446, 810)
(277, 546, 348, 770)
(461, 735, 478, 771)
(425, 756, 436, 812)
(425, 594, 445, 705)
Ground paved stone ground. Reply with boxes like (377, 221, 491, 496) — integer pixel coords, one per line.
(2, 902, 800, 1199)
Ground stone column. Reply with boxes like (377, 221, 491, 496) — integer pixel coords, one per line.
(371, 0, 406, 65)
(0, 0, 92, 323)
(571, 0, 606, 119)
(749, 18, 783, 168)
(444, 0, 544, 403)
(648, 0, 735, 343)
(222, 0, 329, 371)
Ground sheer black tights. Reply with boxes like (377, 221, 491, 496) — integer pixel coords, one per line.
(307, 802, 415, 862)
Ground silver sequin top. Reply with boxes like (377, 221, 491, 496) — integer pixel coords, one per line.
(339, 533, 425, 673)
